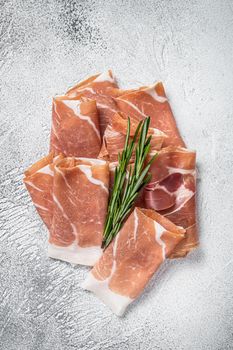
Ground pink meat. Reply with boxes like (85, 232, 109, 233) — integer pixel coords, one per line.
(115, 82, 185, 147)
(83, 207, 185, 316)
(65, 70, 120, 135)
(143, 146, 197, 258)
(50, 98, 101, 158)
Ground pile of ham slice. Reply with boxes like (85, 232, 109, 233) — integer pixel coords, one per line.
(24, 70, 197, 316)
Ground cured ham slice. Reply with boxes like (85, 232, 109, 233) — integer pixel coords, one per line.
(99, 112, 166, 162)
(50, 98, 101, 157)
(24, 154, 109, 266)
(48, 157, 109, 266)
(66, 70, 120, 135)
(24, 153, 63, 230)
(143, 146, 197, 258)
(24, 70, 199, 316)
(82, 207, 185, 316)
(115, 82, 185, 147)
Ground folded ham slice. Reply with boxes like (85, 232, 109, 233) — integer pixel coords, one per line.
(115, 82, 185, 147)
(48, 157, 109, 265)
(99, 112, 166, 162)
(50, 98, 101, 158)
(24, 154, 109, 266)
(24, 153, 63, 230)
(66, 70, 120, 135)
(143, 146, 197, 258)
(82, 207, 185, 316)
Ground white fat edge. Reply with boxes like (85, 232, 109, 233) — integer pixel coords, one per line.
(151, 127, 167, 137)
(53, 101, 61, 121)
(51, 101, 62, 141)
(94, 71, 115, 83)
(82, 226, 135, 316)
(133, 209, 139, 241)
(37, 164, 54, 176)
(174, 184, 194, 205)
(34, 202, 49, 211)
(65, 91, 76, 98)
(52, 154, 63, 165)
(53, 155, 61, 162)
(70, 223, 78, 239)
(67, 86, 95, 95)
(110, 226, 125, 282)
(78, 157, 107, 166)
(150, 147, 196, 157)
(168, 166, 196, 176)
(165, 184, 195, 216)
(55, 165, 72, 190)
(53, 194, 69, 220)
(112, 229, 121, 258)
(78, 164, 108, 193)
(105, 125, 121, 138)
(82, 272, 133, 316)
(62, 99, 81, 112)
(146, 171, 195, 213)
(143, 84, 167, 103)
(153, 184, 173, 195)
(109, 162, 130, 179)
(97, 102, 117, 114)
(116, 98, 148, 118)
(67, 195, 77, 207)
(108, 232, 121, 282)
(66, 73, 100, 95)
(154, 221, 166, 260)
(48, 241, 102, 266)
(62, 100, 100, 140)
(24, 180, 44, 192)
(143, 182, 174, 200)
(51, 121, 60, 139)
(171, 147, 196, 154)
(77, 87, 95, 94)
(109, 162, 118, 171)
(148, 151, 160, 160)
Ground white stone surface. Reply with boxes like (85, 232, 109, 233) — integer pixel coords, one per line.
(0, 0, 233, 349)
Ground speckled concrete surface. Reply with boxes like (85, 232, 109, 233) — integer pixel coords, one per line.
(1, 0, 233, 349)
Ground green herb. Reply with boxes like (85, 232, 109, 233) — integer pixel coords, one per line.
(102, 117, 157, 248)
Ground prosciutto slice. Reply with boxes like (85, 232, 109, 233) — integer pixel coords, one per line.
(99, 112, 166, 162)
(115, 82, 185, 147)
(66, 70, 120, 135)
(143, 146, 197, 258)
(50, 98, 101, 157)
(24, 154, 109, 266)
(24, 153, 63, 230)
(49, 157, 109, 265)
(83, 207, 185, 316)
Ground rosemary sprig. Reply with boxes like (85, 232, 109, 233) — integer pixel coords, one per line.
(102, 117, 157, 248)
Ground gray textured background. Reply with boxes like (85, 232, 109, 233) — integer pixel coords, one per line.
(1, 0, 233, 349)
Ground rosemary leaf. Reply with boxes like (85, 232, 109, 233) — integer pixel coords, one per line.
(102, 116, 157, 248)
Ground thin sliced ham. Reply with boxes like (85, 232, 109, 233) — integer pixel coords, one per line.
(116, 82, 185, 147)
(24, 153, 63, 230)
(99, 112, 166, 162)
(24, 70, 199, 316)
(83, 207, 185, 316)
(50, 98, 101, 157)
(49, 157, 109, 266)
(143, 146, 197, 258)
(24, 154, 109, 266)
(66, 70, 120, 135)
